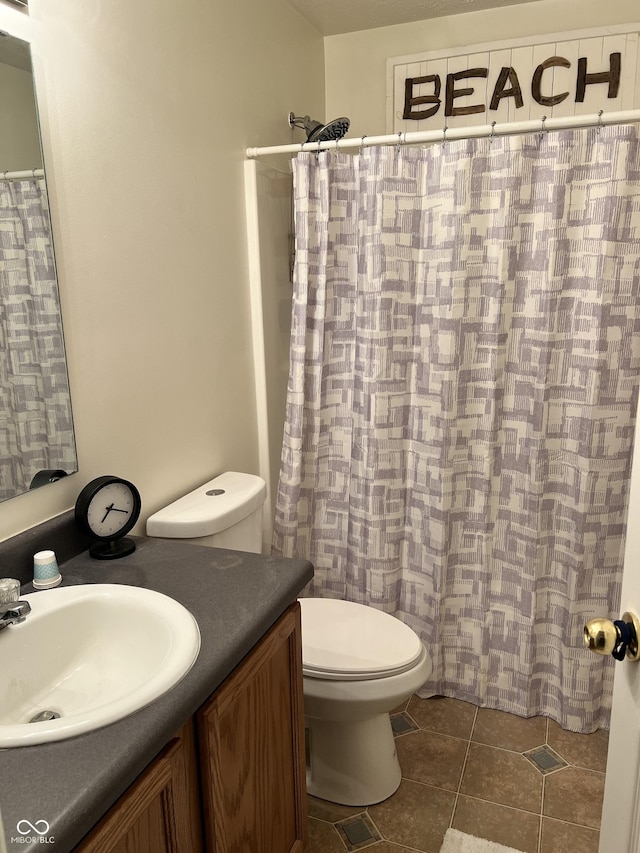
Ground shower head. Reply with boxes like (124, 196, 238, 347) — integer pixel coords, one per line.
(289, 112, 350, 143)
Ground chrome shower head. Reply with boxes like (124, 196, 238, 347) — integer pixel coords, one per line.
(289, 112, 350, 143)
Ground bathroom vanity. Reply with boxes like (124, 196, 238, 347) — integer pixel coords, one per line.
(76, 603, 303, 852)
(0, 533, 313, 853)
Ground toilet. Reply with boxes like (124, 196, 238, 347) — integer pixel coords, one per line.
(146, 472, 431, 806)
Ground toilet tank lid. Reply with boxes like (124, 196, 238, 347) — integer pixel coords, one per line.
(146, 472, 266, 539)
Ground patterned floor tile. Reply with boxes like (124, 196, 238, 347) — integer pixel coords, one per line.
(543, 766, 606, 829)
(523, 745, 567, 775)
(459, 743, 543, 813)
(407, 695, 477, 739)
(452, 795, 539, 853)
(540, 817, 600, 853)
(308, 794, 364, 823)
(368, 779, 455, 853)
(395, 729, 468, 791)
(306, 817, 349, 853)
(305, 695, 604, 852)
(546, 720, 609, 773)
(391, 711, 419, 737)
(335, 813, 381, 850)
(472, 707, 547, 752)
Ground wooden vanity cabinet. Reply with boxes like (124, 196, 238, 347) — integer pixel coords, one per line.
(74, 603, 306, 853)
(197, 602, 306, 852)
(74, 719, 203, 853)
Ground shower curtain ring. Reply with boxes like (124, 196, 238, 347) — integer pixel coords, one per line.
(442, 125, 448, 147)
(598, 109, 604, 133)
(360, 135, 367, 152)
(540, 115, 548, 138)
(490, 121, 497, 144)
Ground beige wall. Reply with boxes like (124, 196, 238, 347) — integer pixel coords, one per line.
(0, 0, 324, 540)
(325, 0, 640, 136)
(245, 160, 294, 548)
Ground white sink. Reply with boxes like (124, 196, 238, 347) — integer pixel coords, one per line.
(0, 584, 200, 747)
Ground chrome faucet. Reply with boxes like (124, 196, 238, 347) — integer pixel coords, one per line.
(0, 600, 31, 631)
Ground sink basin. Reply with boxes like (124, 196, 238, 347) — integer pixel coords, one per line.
(0, 584, 200, 747)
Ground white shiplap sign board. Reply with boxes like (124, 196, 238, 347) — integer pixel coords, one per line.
(386, 25, 640, 133)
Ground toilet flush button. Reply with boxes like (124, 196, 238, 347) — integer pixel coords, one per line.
(206, 489, 226, 496)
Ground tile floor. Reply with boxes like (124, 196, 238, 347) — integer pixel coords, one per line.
(306, 695, 608, 853)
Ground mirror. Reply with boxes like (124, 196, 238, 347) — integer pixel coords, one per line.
(0, 30, 77, 501)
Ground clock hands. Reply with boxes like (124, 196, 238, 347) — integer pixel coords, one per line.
(101, 503, 130, 524)
(76, 477, 142, 561)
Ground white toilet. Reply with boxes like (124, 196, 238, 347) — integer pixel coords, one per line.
(146, 472, 431, 806)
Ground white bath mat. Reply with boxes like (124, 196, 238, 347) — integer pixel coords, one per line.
(439, 828, 527, 853)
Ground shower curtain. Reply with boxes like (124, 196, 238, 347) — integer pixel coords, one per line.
(273, 125, 640, 732)
(0, 177, 75, 499)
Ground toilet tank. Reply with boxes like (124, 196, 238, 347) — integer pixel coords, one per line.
(146, 472, 267, 554)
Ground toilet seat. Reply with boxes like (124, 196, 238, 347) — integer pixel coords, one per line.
(299, 598, 424, 681)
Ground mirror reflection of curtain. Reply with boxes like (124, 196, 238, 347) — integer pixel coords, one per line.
(0, 177, 75, 500)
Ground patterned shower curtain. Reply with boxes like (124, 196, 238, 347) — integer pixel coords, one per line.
(0, 177, 75, 499)
(273, 126, 640, 732)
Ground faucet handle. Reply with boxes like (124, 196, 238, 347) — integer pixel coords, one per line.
(0, 600, 31, 621)
(0, 578, 21, 606)
(0, 599, 31, 630)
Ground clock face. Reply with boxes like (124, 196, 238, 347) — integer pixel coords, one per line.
(86, 481, 138, 538)
(76, 476, 142, 542)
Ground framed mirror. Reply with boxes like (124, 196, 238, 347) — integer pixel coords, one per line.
(0, 28, 78, 501)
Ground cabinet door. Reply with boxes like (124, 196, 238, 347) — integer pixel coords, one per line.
(197, 602, 306, 853)
(74, 719, 203, 853)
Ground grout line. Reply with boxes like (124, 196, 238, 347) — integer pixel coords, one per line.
(542, 815, 602, 832)
(451, 791, 545, 819)
(450, 704, 479, 829)
(366, 840, 428, 852)
(542, 703, 549, 842)
(468, 741, 549, 758)
(537, 774, 545, 853)
(306, 814, 351, 851)
(364, 812, 385, 848)
(469, 702, 479, 741)
(482, 741, 536, 754)
(403, 709, 420, 729)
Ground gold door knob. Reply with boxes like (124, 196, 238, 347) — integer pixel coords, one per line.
(584, 612, 640, 661)
(584, 618, 618, 655)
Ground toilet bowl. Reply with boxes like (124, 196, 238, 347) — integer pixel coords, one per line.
(301, 597, 431, 805)
(146, 472, 431, 806)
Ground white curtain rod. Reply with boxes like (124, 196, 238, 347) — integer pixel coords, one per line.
(0, 169, 44, 180)
(246, 109, 640, 158)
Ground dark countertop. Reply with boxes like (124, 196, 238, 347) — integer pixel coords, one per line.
(0, 537, 313, 853)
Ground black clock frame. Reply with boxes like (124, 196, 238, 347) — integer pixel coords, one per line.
(75, 475, 142, 560)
